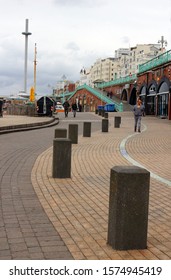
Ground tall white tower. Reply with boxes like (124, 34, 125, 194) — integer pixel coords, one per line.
(22, 19, 32, 94)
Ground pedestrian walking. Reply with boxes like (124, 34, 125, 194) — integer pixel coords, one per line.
(0, 99, 3, 117)
(63, 99, 70, 117)
(133, 99, 145, 132)
(71, 101, 77, 117)
(78, 102, 82, 112)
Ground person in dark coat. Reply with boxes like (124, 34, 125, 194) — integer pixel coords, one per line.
(71, 101, 77, 117)
(63, 99, 70, 117)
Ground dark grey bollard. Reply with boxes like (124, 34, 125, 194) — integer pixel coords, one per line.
(104, 112, 108, 118)
(52, 138, 72, 178)
(114, 116, 121, 128)
(107, 165, 150, 250)
(102, 119, 108, 132)
(98, 109, 102, 116)
(68, 124, 78, 144)
(54, 128, 67, 138)
(95, 109, 98, 114)
(83, 122, 91, 137)
(101, 110, 105, 117)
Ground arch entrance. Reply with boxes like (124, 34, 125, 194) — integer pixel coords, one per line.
(121, 89, 127, 101)
(139, 85, 146, 106)
(157, 81, 169, 117)
(147, 82, 157, 115)
(129, 87, 137, 105)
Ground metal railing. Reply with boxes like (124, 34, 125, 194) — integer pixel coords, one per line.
(59, 85, 123, 112)
(139, 50, 171, 73)
(97, 74, 137, 88)
(115, 102, 123, 112)
(75, 84, 115, 104)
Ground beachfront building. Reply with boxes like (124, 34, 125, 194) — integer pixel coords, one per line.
(115, 44, 163, 77)
(82, 44, 163, 88)
(89, 57, 117, 86)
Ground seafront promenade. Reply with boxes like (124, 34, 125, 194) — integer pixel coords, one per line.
(0, 112, 171, 260)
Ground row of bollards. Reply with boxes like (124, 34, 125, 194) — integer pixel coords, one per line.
(52, 115, 122, 179)
(52, 114, 150, 251)
(101, 116, 121, 132)
(52, 122, 91, 179)
(54, 122, 91, 143)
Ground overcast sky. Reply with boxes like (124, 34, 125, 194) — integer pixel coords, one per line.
(0, 0, 171, 96)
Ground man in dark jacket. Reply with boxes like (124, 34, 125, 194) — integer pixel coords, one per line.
(71, 101, 77, 117)
(63, 99, 70, 117)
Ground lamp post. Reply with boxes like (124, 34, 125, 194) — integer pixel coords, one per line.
(34, 43, 37, 96)
(22, 19, 32, 94)
(80, 67, 86, 86)
(158, 36, 167, 52)
(61, 74, 66, 103)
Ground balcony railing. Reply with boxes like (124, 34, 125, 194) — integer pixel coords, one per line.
(139, 49, 171, 73)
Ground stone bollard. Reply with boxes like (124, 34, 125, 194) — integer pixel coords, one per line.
(98, 109, 102, 116)
(114, 116, 121, 128)
(101, 110, 105, 117)
(52, 138, 72, 178)
(83, 122, 91, 137)
(107, 166, 150, 250)
(68, 124, 78, 144)
(102, 119, 108, 132)
(54, 128, 67, 138)
(104, 112, 108, 118)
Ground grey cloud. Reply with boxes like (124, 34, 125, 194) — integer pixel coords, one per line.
(53, 0, 106, 7)
(120, 36, 130, 44)
(65, 42, 80, 51)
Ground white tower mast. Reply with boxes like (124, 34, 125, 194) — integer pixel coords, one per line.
(22, 19, 32, 94)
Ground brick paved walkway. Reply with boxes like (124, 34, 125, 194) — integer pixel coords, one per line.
(31, 112, 171, 260)
(0, 117, 73, 260)
(1, 112, 171, 260)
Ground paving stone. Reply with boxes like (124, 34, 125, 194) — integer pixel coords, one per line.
(0, 112, 171, 260)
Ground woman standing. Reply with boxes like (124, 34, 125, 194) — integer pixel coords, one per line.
(133, 99, 145, 132)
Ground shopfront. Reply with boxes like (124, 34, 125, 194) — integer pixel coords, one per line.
(157, 81, 169, 117)
(146, 83, 157, 115)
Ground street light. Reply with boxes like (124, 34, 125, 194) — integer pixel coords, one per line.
(80, 67, 86, 86)
(61, 74, 66, 103)
(22, 19, 32, 95)
(80, 67, 86, 74)
(158, 35, 167, 52)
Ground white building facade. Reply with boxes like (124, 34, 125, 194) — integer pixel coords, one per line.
(78, 43, 165, 88)
(116, 44, 163, 77)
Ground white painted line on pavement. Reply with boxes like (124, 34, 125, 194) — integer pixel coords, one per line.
(119, 124, 171, 187)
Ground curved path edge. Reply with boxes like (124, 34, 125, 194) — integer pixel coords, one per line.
(119, 124, 171, 187)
